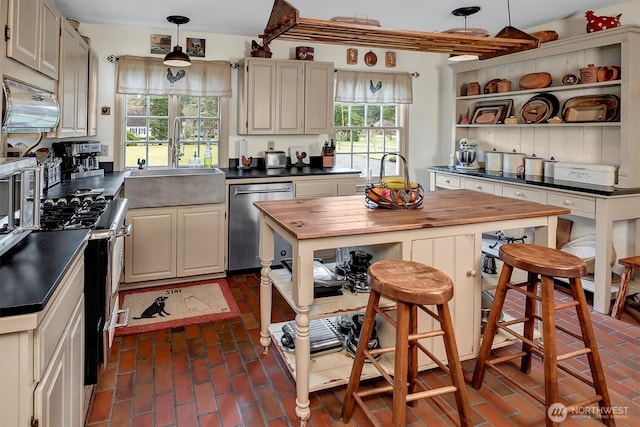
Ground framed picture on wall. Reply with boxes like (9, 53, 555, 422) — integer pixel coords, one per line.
(151, 34, 171, 54)
(187, 38, 206, 57)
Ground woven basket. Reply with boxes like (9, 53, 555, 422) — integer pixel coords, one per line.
(365, 154, 424, 210)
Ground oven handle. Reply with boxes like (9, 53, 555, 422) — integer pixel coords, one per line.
(116, 223, 132, 238)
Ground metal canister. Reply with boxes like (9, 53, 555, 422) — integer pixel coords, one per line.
(485, 150, 503, 172)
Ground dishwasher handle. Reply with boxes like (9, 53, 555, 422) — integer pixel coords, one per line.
(233, 188, 292, 196)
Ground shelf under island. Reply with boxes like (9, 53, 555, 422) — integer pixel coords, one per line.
(255, 190, 569, 426)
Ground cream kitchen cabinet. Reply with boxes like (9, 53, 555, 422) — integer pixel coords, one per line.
(237, 58, 334, 135)
(0, 252, 85, 427)
(124, 204, 225, 284)
(293, 175, 357, 199)
(6, 0, 61, 80)
(57, 19, 89, 138)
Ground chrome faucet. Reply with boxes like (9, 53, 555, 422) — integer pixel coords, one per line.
(169, 117, 183, 168)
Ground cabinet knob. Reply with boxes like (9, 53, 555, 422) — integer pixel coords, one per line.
(445, 179, 450, 183)
(475, 185, 482, 190)
(515, 191, 523, 197)
(466, 268, 476, 277)
(563, 200, 572, 205)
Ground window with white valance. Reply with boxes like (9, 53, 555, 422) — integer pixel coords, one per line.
(115, 55, 232, 97)
(335, 70, 413, 104)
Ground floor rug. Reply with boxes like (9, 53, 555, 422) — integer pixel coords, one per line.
(115, 279, 240, 336)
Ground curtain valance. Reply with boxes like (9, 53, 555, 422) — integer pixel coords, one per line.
(335, 70, 413, 104)
(116, 55, 232, 97)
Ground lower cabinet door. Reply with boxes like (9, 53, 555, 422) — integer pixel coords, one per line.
(177, 205, 225, 276)
(410, 234, 477, 364)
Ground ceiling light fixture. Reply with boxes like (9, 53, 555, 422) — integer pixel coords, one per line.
(163, 15, 191, 67)
(448, 6, 481, 62)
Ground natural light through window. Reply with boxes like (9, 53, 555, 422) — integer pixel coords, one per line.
(124, 95, 220, 168)
(334, 103, 403, 181)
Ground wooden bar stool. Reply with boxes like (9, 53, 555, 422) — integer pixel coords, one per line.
(341, 260, 472, 427)
(611, 256, 640, 319)
(471, 244, 615, 427)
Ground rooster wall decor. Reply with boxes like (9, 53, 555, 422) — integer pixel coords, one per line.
(585, 10, 622, 33)
(369, 80, 382, 94)
(167, 68, 186, 84)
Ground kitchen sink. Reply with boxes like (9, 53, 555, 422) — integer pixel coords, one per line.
(125, 167, 226, 208)
(128, 167, 223, 177)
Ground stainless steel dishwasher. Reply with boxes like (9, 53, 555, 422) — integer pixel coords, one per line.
(228, 182, 293, 271)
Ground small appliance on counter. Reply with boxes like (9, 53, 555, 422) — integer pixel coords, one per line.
(264, 149, 287, 169)
(455, 138, 479, 170)
(52, 140, 104, 180)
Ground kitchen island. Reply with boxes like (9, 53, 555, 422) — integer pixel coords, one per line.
(255, 190, 569, 425)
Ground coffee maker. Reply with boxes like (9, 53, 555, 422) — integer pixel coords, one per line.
(52, 141, 104, 180)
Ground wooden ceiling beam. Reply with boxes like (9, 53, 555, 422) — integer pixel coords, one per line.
(260, 0, 539, 60)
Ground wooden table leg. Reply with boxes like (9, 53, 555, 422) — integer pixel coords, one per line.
(611, 266, 632, 319)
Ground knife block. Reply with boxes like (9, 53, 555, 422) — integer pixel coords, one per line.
(322, 153, 335, 168)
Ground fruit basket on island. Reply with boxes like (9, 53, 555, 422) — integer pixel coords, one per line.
(365, 154, 424, 209)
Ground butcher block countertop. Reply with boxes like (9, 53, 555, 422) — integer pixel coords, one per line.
(254, 190, 570, 240)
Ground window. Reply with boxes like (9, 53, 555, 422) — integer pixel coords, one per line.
(334, 103, 404, 181)
(124, 95, 221, 168)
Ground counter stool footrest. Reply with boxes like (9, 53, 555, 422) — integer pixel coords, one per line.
(507, 282, 542, 301)
(557, 347, 591, 362)
(486, 351, 527, 366)
(555, 300, 580, 310)
(551, 321, 584, 341)
(409, 329, 445, 341)
(357, 384, 394, 398)
(496, 323, 538, 346)
(408, 384, 458, 401)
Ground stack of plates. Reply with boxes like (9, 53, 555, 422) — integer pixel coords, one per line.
(520, 93, 560, 124)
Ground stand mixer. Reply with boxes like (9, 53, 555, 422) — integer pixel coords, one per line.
(455, 138, 480, 170)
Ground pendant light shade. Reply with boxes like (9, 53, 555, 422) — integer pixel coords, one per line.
(164, 15, 191, 67)
(448, 6, 480, 62)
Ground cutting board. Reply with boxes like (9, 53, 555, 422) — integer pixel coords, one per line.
(289, 145, 310, 166)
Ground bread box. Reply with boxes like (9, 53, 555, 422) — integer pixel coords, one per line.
(554, 162, 617, 186)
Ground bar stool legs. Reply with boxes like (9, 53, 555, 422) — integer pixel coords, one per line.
(472, 244, 615, 427)
(341, 260, 472, 427)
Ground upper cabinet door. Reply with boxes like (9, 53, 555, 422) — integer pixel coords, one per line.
(304, 62, 334, 134)
(6, 0, 60, 80)
(6, 0, 40, 71)
(40, 0, 61, 79)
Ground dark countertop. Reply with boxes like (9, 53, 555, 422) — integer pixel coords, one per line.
(428, 166, 640, 196)
(220, 166, 361, 179)
(0, 229, 89, 317)
(43, 170, 130, 199)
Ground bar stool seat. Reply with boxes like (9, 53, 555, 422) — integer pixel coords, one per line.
(472, 244, 615, 427)
(341, 260, 472, 427)
(611, 256, 640, 319)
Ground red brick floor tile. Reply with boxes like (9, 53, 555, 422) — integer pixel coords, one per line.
(132, 413, 153, 427)
(110, 400, 133, 427)
(176, 401, 199, 426)
(231, 373, 255, 404)
(115, 372, 135, 401)
(210, 365, 233, 394)
(171, 350, 190, 376)
(239, 402, 267, 427)
(194, 381, 218, 414)
(218, 393, 242, 427)
(137, 336, 153, 359)
(87, 390, 113, 423)
(199, 412, 222, 427)
(174, 373, 195, 404)
(191, 357, 211, 383)
(118, 349, 137, 373)
(154, 342, 171, 367)
(154, 392, 176, 425)
(135, 357, 154, 385)
(154, 364, 173, 394)
(133, 381, 154, 414)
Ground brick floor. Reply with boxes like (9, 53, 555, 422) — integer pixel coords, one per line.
(86, 273, 639, 426)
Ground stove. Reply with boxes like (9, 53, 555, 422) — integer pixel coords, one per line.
(39, 189, 131, 385)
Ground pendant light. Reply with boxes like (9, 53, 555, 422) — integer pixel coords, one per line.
(448, 6, 481, 62)
(163, 15, 191, 67)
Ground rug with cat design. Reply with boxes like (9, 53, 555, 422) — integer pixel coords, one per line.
(115, 279, 240, 336)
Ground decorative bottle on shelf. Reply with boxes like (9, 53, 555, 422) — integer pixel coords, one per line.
(203, 143, 213, 168)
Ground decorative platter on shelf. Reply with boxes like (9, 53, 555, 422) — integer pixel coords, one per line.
(364, 51, 377, 67)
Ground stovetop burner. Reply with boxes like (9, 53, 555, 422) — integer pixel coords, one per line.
(40, 194, 108, 231)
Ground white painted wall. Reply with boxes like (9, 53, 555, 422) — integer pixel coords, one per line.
(78, 23, 448, 185)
